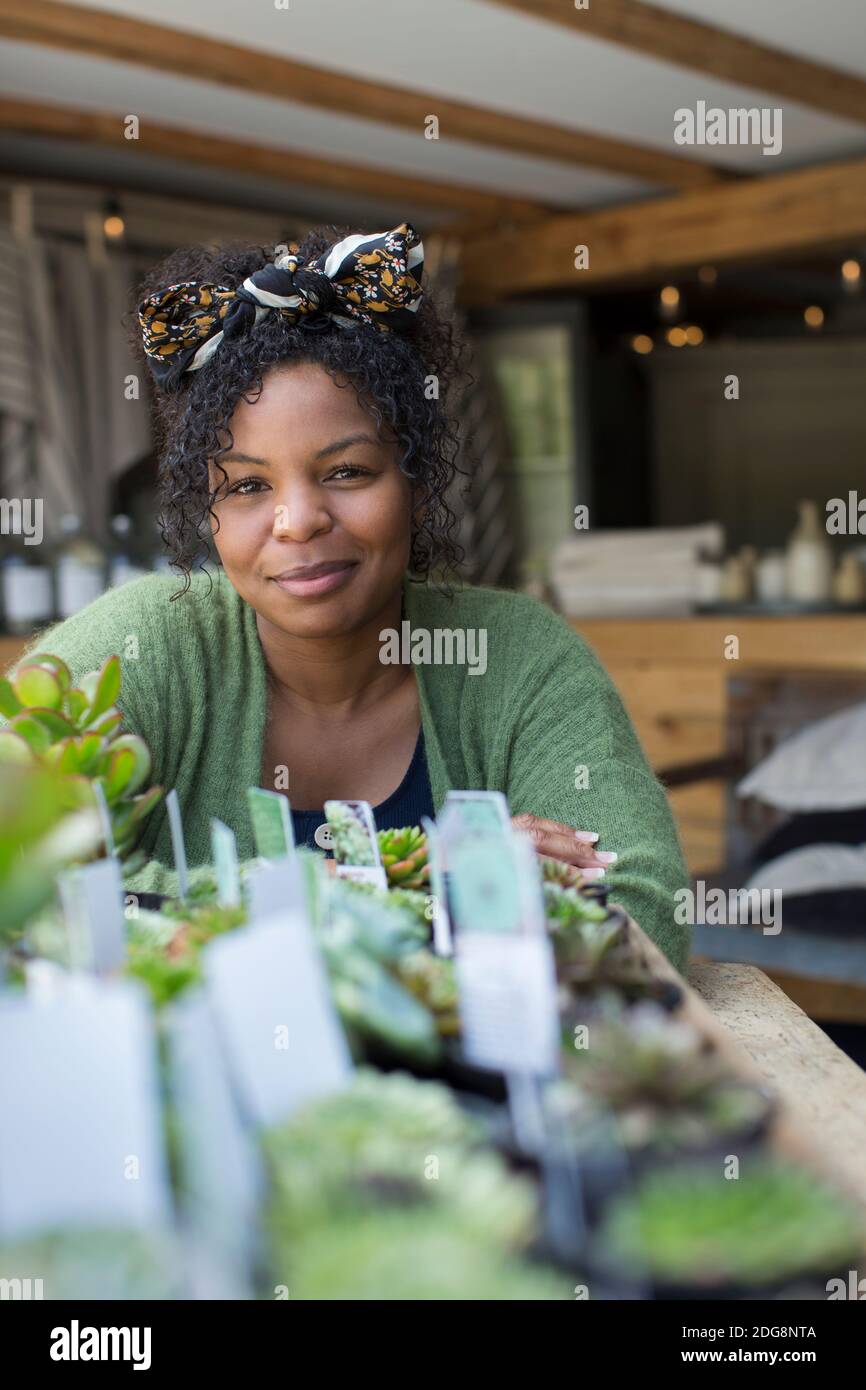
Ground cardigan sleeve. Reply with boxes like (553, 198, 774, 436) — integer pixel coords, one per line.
(500, 607, 691, 972)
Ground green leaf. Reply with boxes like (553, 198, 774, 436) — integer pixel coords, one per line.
(129, 784, 163, 825)
(86, 708, 122, 737)
(0, 677, 22, 718)
(102, 746, 136, 803)
(0, 729, 35, 765)
(28, 708, 77, 742)
(28, 653, 72, 692)
(66, 689, 90, 726)
(72, 733, 105, 777)
(9, 713, 52, 754)
(108, 734, 152, 795)
(13, 664, 63, 712)
(88, 656, 122, 722)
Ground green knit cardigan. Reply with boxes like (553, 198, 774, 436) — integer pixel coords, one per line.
(8, 571, 690, 969)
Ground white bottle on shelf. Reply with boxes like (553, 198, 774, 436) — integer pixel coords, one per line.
(1, 534, 54, 635)
(784, 500, 833, 604)
(55, 514, 105, 618)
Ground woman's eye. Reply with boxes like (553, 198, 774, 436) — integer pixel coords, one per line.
(327, 464, 371, 482)
(228, 476, 269, 497)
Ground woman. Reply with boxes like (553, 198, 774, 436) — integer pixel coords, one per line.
(15, 223, 689, 968)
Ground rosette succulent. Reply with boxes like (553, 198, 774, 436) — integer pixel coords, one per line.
(377, 825, 429, 889)
(593, 1161, 863, 1291)
(0, 653, 162, 862)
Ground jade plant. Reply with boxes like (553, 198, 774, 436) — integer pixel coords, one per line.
(0, 653, 162, 863)
(593, 1160, 863, 1291)
(560, 1001, 772, 1155)
(0, 763, 102, 943)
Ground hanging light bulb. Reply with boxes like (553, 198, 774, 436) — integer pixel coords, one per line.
(631, 334, 654, 355)
(666, 326, 687, 347)
(659, 285, 680, 320)
(685, 325, 704, 346)
(804, 305, 824, 330)
(103, 196, 125, 241)
(842, 259, 862, 294)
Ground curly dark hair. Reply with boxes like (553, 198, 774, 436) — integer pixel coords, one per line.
(132, 226, 468, 591)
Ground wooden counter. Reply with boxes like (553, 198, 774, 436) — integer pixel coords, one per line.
(574, 614, 866, 874)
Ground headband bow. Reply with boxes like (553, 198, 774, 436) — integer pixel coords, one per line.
(138, 223, 424, 391)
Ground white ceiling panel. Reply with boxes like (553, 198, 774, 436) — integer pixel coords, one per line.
(32, 0, 866, 173)
(0, 40, 654, 207)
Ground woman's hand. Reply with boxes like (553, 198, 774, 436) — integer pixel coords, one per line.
(510, 813, 617, 880)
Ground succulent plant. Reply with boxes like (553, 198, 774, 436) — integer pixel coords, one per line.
(396, 949, 460, 1036)
(0, 763, 103, 942)
(540, 854, 586, 890)
(0, 653, 162, 861)
(594, 1160, 862, 1290)
(377, 825, 429, 889)
(263, 1069, 563, 1299)
(0, 1228, 179, 1300)
(324, 801, 377, 866)
(559, 1001, 772, 1154)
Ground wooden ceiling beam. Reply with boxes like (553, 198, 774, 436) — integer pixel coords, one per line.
(0, 0, 726, 190)
(490, 0, 866, 126)
(458, 155, 866, 302)
(0, 96, 548, 226)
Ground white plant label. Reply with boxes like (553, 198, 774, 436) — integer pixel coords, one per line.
(167, 789, 190, 900)
(211, 818, 241, 908)
(456, 932, 560, 1077)
(58, 857, 126, 973)
(0, 980, 170, 1239)
(204, 913, 352, 1129)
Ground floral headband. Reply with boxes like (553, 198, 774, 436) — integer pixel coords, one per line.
(138, 222, 424, 391)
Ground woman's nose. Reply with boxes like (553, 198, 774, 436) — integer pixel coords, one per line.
(270, 488, 333, 541)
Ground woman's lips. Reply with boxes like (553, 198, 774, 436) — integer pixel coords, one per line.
(271, 560, 359, 597)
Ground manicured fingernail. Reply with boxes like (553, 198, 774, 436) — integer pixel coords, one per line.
(582, 867, 606, 880)
(575, 831, 599, 843)
(595, 851, 618, 864)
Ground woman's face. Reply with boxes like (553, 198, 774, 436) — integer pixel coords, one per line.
(209, 362, 413, 638)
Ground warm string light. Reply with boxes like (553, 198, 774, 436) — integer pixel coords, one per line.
(103, 214, 125, 240)
(665, 325, 704, 348)
(804, 305, 824, 329)
(631, 334, 654, 355)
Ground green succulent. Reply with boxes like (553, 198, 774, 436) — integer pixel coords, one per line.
(0, 764, 103, 942)
(378, 825, 430, 889)
(560, 1001, 772, 1153)
(0, 652, 162, 861)
(594, 1161, 863, 1289)
(271, 1209, 567, 1301)
(396, 949, 460, 1036)
(263, 1069, 560, 1299)
(0, 1228, 179, 1300)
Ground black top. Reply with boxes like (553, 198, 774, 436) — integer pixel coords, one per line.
(290, 727, 435, 850)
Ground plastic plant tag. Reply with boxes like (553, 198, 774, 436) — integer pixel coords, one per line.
(447, 830, 523, 935)
(455, 931, 560, 1078)
(58, 857, 126, 973)
(245, 856, 306, 924)
(164, 990, 260, 1296)
(92, 779, 116, 857)
(324, 798, 387, 890)
(442, 789, 511, 835)
(420, 816, 452, 957)
(247, 787, 295, 861)
(166, 789, 190, 900)
(211, 817, 241, 909)
(204, 913, 352, 1129)
(0, 978, 171, 1240)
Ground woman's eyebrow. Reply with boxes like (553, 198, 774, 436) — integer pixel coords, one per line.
(314, 432, 378, 460)
(220, 451, 270, 467)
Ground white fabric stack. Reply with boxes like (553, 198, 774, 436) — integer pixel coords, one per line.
(550, 523, 724, 617)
